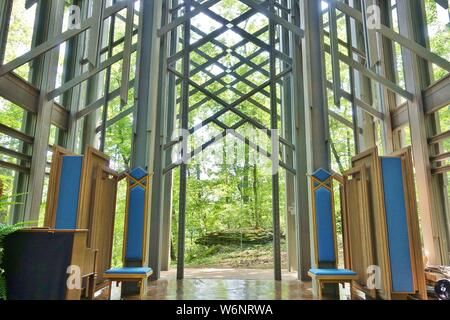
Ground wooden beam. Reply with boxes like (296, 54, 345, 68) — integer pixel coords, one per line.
(24, 0, 64, 223)
(51, 102, 69, 131)
(334, 0, 450, 72)
(0, 72, 38, 113)
(0, 72, 69, 130)
(0, 160, 30, 173)
(325, 80, 385, 120)
(0, 1, 133, 77)
(324, 43, 414, 101)
(397, 0, 447, 265)
(429, 129, 450, 146)
(391, 102, 408, 131)
(0, 146, 32, 163)
(431, 152, 450, 163)
(432, 165, 450, 175)
(423, 74, 450, 115)
(391, 74, 450, 130)
(0, 123, 34, 144)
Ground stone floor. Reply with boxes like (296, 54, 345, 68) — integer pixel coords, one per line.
(143, 278, 313, 300)
(104, 268, 314, 300)
(164, 268, 300, 281)
(145, 269, 312, 300)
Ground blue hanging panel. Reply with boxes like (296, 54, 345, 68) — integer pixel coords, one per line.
(315, 187, 335, 263)
(55, 156, 83, 229)
(381, 157, 414, 293)
(124, 168, 148, 261)
(312, 169, 336, 264)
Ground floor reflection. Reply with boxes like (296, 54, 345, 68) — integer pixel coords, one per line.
(143, 269, 313, 300)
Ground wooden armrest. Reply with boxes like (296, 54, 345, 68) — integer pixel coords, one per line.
(82, 248, 98, 277)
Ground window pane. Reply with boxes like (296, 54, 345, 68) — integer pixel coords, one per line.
(3, 0, 38, 80)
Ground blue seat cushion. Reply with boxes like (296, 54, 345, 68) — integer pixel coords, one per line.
(309, 269, 357, 276)
(105, 267, 153, 275)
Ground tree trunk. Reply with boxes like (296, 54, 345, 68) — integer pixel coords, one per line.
(253, 163, 259, 228)
(243, 142, 250, 203)
(330, 138, 344, 173)
(170, 238, 176, 261)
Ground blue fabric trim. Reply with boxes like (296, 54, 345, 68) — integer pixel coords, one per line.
(381, 157, 414, 293)
(312, 168, 332, 182)
(309, 269, 357, 276)
(125, 185, 145, 261)
(315, 188, 336, 263)
(55, 156, 83, 229)
(105, 267, 153, 275)
(129, 167, 148, 181)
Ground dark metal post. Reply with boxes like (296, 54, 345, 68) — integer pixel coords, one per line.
(177, 0, 191, 280)
(281, 0, 298, 273)
(269, 0, 282, 281)
(161, 0, 180, 272)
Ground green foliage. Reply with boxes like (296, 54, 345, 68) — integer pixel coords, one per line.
(1, 0, 449, 271)
(3, 0, 36, 79)
(0, 190, 30, 300)
(178, 241, 288, 269)
(111, 181, 127, 268)
(0, 222, 29, 300)
(425, 0, 450, 80)
(195, 229, 276, 246)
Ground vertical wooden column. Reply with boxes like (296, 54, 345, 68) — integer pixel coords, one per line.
(127, 0, 164, 290)
(349, 0, 376, 152)
(0, 0, 12, 64)
(24, 0, 64, 222)
(81, 1, 106, 152)
(281, 0, 298, 273)
(290, 20, 310, 280)
(132, 1, 162, 169)
(147, 0, 170, 280)
(300, 0, 337, 297)
(376, 0, 397, 153)
(362, 0, 394, 153)
(397, 0, 449, 265)
(66, 0, 87, 152)
(133, 0, 165, 279)
(300, 0, 331, 268)
(11, 0, 48, 223)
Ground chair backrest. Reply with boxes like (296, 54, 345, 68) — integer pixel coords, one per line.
(380, 157, 414, 293)
(123, 168, 149, 264)
(55, 155, 84, 229)
(310, 168, 337, 267)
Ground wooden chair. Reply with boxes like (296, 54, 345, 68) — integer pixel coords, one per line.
(6, 150, 96, 300)
(50, 154, 97, 299)
(104, 168, 153, 299)
(308, 168, 358, 300)
(45, 146, 119, 297)
(344, 148, 427, 300)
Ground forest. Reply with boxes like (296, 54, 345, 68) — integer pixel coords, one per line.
(0, 0, 449, 270)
